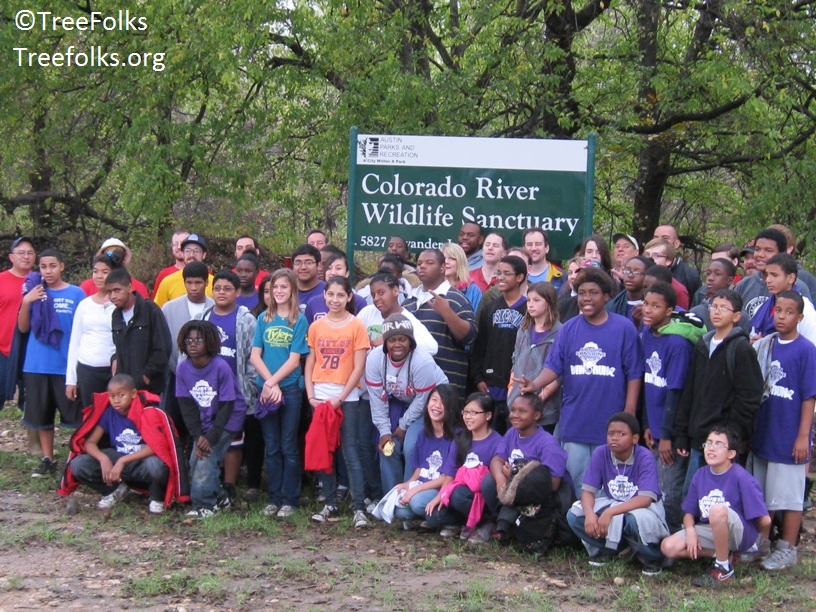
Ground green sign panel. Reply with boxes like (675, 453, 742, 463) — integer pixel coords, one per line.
(347, 130, 595, 263)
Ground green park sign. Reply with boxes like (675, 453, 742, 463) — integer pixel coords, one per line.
(346, 128, 595, 264)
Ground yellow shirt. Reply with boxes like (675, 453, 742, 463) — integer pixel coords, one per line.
(153, 269, 213, 307)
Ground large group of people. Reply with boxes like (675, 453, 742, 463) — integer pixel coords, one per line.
(0, 220, 813, 587)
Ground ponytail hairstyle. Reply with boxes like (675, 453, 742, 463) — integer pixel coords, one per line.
(456, 392, 494, 465)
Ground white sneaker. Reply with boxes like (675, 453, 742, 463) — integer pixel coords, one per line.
(148, 500, 165, 514)
(761, 541, 798, 570)
(276, 505, 295, 519)
(260, 504, 280, 517)
(353, 510, 369, 528)
(97, 483, 129, 510)
(366, 499, 380, 515)
(186, 508, 215, 518)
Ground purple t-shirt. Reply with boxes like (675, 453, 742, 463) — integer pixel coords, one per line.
(304, 293, 367, 324)
(682, 463, 768, 551)
(207, 310, 238, 375)
(582, 444, 660, 502)
(544, 313, 643, 445)
(175, 355, 245, 434)
(97, 406, 145, 455)
(297, 281, 327, 311)
(461, 430, 503, 468)
(497, 426, 567, 478)
(754, 336, 816, 464)
(412, 432, 457, 483)
(236, 294, 257, 311)
(641, 328, 693, 439)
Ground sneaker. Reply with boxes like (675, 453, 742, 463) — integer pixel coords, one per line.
(148, 500, 165, 515)
(459, 526, 476, 541)
(366, 499, 380, 515)
(402, 520, 419, 531)
(440, 525, 461, 538)
(693, 561, 735, 586)
(353, 510, 369, 528)
(244, 488, 261, 502)
(740, 538, 772, 563)
(276, 505, 295, 519)
(467, 522, 495, 545)
(419, 520, 434, 530)
(260, 504, 280, 517)
(223, 484, 237, 506)
(588, 549, 617, 567)
(186, 508, 216, 519)
(215, 492, 231, 511)
(334, 486, 349, 506)
(311, 504, 339, 523)
(761, 541, 798, 571)
(31, 457, 57, 478)
(641, 561, 662, 577)
(97, 483, 130, 510)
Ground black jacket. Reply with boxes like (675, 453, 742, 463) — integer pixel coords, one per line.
(470, 294, 527, 392)
(111, 294, 172, 395)
(674, 327, 762, 451)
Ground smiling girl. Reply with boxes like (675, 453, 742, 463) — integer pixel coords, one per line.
(306, 276, 371, 527)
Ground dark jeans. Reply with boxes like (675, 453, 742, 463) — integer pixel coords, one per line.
(338, 400, 374, 512)
(0, 351, 24, 408)
(76, 363, 111, 408)
(243, 414, 265, 490)
(682, 448, 705, 498)
(70, 449, 168, 502)
(258, 384, 302, 506)
(425, 485, 475, 528)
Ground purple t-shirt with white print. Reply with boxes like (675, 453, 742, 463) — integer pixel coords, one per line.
(176, 355, 245, 434)
(412, 432, 457, 483)
(682, 463, 768, 552)
(207, 310, 238, 375)
(582, 444, 660, 502)
(461, 430, 503, 468)
(544, 313, 643, 445)
(496, 426, 567, 478)
(754, 336, 816, 464)
(641, 328, 693, 440)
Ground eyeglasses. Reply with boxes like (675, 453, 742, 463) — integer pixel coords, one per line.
(493, 271, 518, 278)
(184, 337, 205, 344)
(293, 260, 316, 267)
(212, 286, 236, 293)
(622, 269, 645, 277)
(12, 250, 35, 257)
(702, 441, 729, 450)
(462, 409, 485, 417)
(708, 305, 735, 313)
(183, 248, 203, 255)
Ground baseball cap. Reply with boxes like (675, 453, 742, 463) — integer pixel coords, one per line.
(612, 233, 639, 252)
(181, 233, 208, 252)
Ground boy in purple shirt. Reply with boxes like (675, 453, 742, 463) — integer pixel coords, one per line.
(519, 267, 643, 489)
(750, 290, 816, 570)
(480, 393, 574, 550)
(176, 320, 246, 517)
(661, 427, 771, 586)
(567, 412, 669, 576)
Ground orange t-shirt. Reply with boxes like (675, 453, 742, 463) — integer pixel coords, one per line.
(307, 315, 370, 387)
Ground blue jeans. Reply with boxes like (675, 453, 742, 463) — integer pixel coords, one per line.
(258, 384, 302, 507)
(0, 351, 24, 407)
(393, 487, 439, 521)
(562, 441, 601, 491)
(425, 485, 474, 528)
(337, 400, 375, 512)
(653, 446, 688, 533)
(189, 430, 233, 509)
(379, 418, 423, 493)
(682, 448, 705, 498)
(70, 449, 169, 502)
(567, 506, 664, 563)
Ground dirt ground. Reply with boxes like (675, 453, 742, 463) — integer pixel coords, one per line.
(1, 417, 815, 611)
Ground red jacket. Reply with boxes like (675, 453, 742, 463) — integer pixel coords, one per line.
(304, 400, 343, 474)
(58, 391, 190, 507)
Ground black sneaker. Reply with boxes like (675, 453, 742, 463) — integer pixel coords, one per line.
(215, 491, 232, 511)
(588, 549, 617, 567)
(31, 457, 57, 478)
(334, 486, 349, 506)
(311, 504, 339, 523)
(223, 484, 237, 506)
(641, 561, 662, 577)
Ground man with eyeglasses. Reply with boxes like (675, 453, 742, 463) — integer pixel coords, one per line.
(605, 255, 652, 326)
(1, 237, 35, 409)
(152, 230, 189, 298)
(291, 244, 325, 310)
(153, 234, 214, 308)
